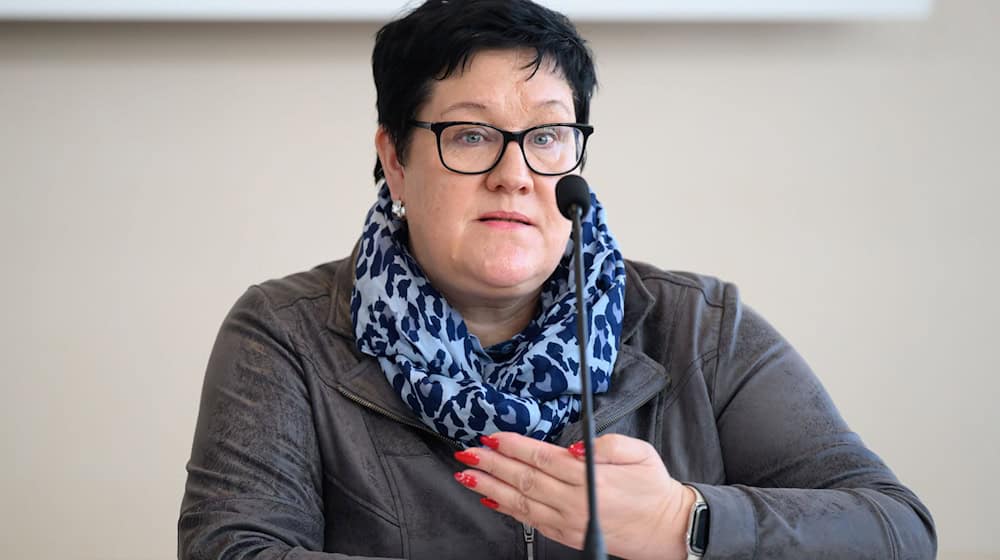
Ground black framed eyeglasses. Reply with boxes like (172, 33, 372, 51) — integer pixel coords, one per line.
(410, 120, 595, 176)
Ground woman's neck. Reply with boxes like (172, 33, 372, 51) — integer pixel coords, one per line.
(451, 292, 540, 348)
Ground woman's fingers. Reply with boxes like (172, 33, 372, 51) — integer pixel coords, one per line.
(454, 467, 575, 531)
(452, 440, 582, 510)
(474, 432, 588, 486)
(575, 432, 658, 466)
(451, 433, 591, 527)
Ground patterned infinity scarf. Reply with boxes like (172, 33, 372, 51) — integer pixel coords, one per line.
(350, 183, 625, 447)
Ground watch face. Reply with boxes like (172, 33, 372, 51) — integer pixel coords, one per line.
(691, 504, 710, 555)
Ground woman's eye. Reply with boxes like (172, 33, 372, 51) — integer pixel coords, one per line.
(530, 130, 558, 147)
(450, 128, 492, 146)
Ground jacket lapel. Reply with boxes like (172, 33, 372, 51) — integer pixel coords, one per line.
(553, 345, 668, 448)
(325, 242, 432, 431)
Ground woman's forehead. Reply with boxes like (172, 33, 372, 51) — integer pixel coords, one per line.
(423, 50, 574, 121)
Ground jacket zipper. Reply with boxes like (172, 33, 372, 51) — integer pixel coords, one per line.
(523, 523, 535, 560)
(336, 386, 463, 449)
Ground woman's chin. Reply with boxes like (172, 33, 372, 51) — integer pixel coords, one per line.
(468, 256, 549, 294)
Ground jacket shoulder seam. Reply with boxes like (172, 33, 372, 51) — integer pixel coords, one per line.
(634, 270, 726, 310)
(252, 284, 331, 314)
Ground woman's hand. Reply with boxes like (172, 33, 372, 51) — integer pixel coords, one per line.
(452, 432, 695, 560)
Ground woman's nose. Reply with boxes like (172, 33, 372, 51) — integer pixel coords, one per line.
(486, 141, 533, 193)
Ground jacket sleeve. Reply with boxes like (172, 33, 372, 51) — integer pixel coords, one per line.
(178, 286, 401, 560)
(692, 283, 936, 560)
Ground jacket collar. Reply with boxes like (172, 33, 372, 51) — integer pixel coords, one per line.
(326, 244, 668, 443)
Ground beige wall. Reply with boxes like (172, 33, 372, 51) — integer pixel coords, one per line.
(1, 1, 997, 558)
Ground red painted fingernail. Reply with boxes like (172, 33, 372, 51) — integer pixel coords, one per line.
(480, 435, 500, 450)
(480, 497, 500, 510)
(454, 472, 478, 488)
(454, 450, 480, 466)
(568, 441, 585, 458)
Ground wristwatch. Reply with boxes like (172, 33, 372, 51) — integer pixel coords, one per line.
(685, 485, 710, 559)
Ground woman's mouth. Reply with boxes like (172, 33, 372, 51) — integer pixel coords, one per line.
(478, 211, 532, 226)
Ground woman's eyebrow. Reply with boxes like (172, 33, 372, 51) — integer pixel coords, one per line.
(441, 102, 490, 118)
(535, 99, 573, 116)
(440, 99, 572, 120)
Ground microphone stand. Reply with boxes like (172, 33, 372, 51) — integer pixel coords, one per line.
(570, 203, 607, 560)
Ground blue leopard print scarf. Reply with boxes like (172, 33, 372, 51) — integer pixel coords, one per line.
(350, 183, 625, 447)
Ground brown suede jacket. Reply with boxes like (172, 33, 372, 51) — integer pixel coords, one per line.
(179, 254, 936, 559)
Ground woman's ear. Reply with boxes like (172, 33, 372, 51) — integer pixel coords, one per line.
(375, 126, 406, 200)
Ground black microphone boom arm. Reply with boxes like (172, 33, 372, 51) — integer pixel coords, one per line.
(555, 174, 607, 560)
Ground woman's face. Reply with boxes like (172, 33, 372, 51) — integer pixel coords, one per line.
(377, 49, 576, 311)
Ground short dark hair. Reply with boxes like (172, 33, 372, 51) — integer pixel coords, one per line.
(371, 0, 598, 183)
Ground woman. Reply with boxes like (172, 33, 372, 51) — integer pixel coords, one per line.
(179, 1, 936, 559)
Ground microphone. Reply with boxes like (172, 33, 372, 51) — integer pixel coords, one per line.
(555, 174, 607, 560)
(556, 174, 591, 219)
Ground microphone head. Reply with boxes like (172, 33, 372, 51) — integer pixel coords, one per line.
(556, 174, 591, 219)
